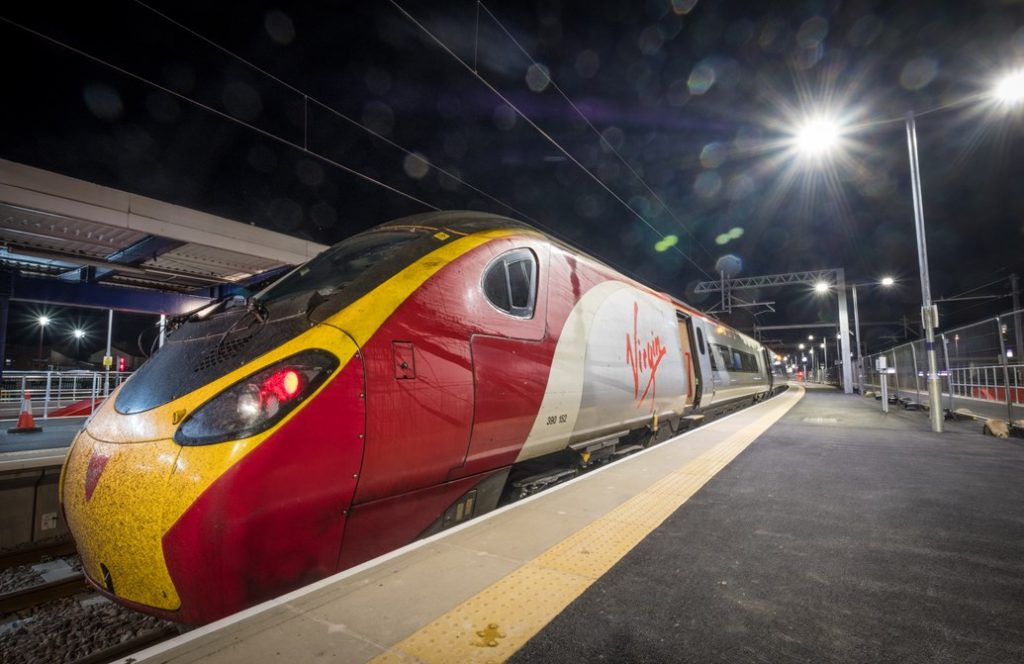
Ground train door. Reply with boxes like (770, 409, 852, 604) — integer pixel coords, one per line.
(763, 348, 775, 392)
(692, 320, 716, 406)
(676, 313, 700, 408)
(452, 243, 550, 480)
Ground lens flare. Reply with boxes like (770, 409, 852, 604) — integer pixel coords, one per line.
(994, 70, 1024, 106)
(794, 118, 841, 156)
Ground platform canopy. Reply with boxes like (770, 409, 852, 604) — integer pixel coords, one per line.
(0, 159, 328, 312)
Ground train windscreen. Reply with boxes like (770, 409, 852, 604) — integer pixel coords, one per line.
(255, 230, 423, 304)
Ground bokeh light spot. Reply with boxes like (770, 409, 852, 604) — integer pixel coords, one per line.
(654, 234, 679, 252)
(361, 101, 394, 136)
(728, 227, 745, 239)
(699, 142, 726, 169)
(726, 175, 755, 200)
(526, 63, 551, 92)
(671, 0, 699, 15)
(694, 171, 722, 199)
(638, 25, 665, 56)
(900, 57, 938, 91)
(493, 104, 517, 131)
(715, 254, 742, 277)
(264, 10, 295, 45)
(403, 152, 430, 180)
(600, 126, 625, 152)
(687, 62, 716, 95)
(83, 84, 124, 121)
(796, 17, 828, 48)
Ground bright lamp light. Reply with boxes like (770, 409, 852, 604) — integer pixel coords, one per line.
(814, 281, 829, 293)
(38, 316, 50, 326)
(994, 70, 1024, 105)
(795, 117, 841, 156)
(880, 276, 895, 287)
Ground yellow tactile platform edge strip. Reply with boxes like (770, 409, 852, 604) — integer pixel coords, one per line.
(370, 387, 803, 664)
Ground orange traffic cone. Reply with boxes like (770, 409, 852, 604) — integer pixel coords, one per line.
(8, 390, 43, 434)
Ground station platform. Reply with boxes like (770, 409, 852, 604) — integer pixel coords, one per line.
(0, 416, 85, 457)
(125, 385, 1024, 663)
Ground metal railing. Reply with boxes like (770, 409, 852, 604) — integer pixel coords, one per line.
(0, 371, 132, 418)
(856, 309, 1024, 424)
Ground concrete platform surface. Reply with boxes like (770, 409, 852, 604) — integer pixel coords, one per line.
(512, 390, 1024, 663)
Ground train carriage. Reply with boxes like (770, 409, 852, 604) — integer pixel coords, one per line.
(60, 211, 775, 624)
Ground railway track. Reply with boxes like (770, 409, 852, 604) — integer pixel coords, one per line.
(69, 624, 183, 664)
(0, 539, 77, 570)
(0, 571, 88, 614)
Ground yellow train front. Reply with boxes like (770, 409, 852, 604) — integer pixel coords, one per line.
(62, 211, 773, 624)
(60, 213, 505, 624)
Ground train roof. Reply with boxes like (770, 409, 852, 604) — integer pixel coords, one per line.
(372, 210, 725, 326)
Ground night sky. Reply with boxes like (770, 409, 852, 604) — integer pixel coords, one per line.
(1, 1, 1023, 356)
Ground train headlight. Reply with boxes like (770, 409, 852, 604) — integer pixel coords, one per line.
(174, 349, 339, 446)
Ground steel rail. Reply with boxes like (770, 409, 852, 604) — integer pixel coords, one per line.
(0, 572, 87, 614)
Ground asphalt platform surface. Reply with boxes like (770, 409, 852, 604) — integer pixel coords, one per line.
(511, 389, 1024, 664)
(0, 416, 85, 453)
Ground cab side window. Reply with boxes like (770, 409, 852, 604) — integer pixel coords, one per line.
(482, 249, 537, 318)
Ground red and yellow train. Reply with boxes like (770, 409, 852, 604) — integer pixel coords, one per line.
(61, 211, 778, 624)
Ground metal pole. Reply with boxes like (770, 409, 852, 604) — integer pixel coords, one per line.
(43, 371, 51, 419)
(105, 309, 113, 396)
(892, 350, 900, 402)
(852, 283, 863, 394)
(720, 270, 726, 314)
(905, 112, 943, 431)
(823, 337, 828, 382)
(997, 316, 1013, 426)
(159, 314, 167, 348)
(1012, 273, 1022, 358)
(836, 270, 853, 394)
(941, 333, 953, 413)
(910, 343, 921, 407)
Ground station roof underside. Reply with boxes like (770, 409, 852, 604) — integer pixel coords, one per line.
(0, 159, 329, 313)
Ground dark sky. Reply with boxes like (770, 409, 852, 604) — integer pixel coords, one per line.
(1, 0, 1023, 354)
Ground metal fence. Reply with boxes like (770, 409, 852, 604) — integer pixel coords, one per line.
(0, 370, 132, 418)
(858, 309, 1024, 424)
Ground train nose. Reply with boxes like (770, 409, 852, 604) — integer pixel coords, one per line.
(62, 429, 184, 611)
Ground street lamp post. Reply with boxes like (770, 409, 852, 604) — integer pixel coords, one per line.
(37, 315, 50, 365)
(851, 276, 895, 395)
(791, 69, 1024, 427)
(905, 113, 943, 432)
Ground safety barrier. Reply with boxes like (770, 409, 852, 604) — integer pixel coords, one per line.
(858, 309, 1024, 423)
(0, 371, 132, 418)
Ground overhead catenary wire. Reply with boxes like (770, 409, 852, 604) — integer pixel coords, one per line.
(477, 1, 718, 267)
(389, 0, 716, 282)
(2, 7, 703, 293)
(131, 1, 550, 231)
(0, 15, 440, 214)
(129, 2, 659, 287)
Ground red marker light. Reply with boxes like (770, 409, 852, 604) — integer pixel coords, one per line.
(262, 369, 304, 401)
(282, 370, 300, 397)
